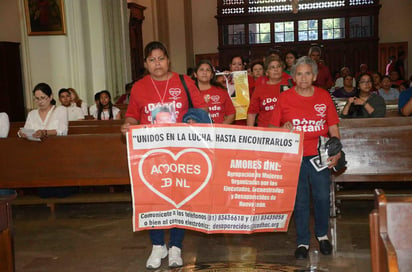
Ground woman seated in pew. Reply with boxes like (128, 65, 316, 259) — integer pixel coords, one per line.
(331, 75, 357, 98)
(69, 88, 88, 116)
(17, 83, 75, 198)
(341, 73, 386, 118)
(378, 76, 400, 102)
(18, 82, 68, 139)
(93, 90, 121, 120)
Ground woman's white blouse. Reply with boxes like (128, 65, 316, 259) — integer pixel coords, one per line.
(93, 106, 120, 120)
(24, 106, 68, 136)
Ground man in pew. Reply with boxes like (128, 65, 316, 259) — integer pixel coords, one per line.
(89, 92, 101, 118)
(59, 88, 84, 121)
(399, 87, 412, 116)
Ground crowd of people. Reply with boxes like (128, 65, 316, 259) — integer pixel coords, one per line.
(1, 40, 411, 269)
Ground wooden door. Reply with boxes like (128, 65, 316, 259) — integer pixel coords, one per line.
(378, 42, 408, 77)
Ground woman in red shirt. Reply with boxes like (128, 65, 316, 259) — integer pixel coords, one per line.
(194, 60, 235, 124)
(247, 56, 292, 127)
(270, 56, 342, 260)
(121, 41, 207, 270)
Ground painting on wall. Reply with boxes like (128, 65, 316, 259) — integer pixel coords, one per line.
(24, 0, 66, 35)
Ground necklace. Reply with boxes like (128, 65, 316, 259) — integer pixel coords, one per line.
(150, 73, 170, 104)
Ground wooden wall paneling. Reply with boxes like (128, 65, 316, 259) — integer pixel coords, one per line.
(0, 42, 25, 122)
(128, 3, 146, 81)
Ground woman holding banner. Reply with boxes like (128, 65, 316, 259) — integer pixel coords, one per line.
(270, 56, 342, 260)
(247, 56, 292, 127)
(121, 41, 207, 269)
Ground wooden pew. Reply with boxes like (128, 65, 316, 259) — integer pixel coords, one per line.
(0, 133, 129, 188)
(331, 117, 412, 216)
(68, 120, 123, 134)
(8, 120, 123, 137)
(0, 133, 130, 211)
(369, 189, 412, 272)
(5, 117, 412, 217)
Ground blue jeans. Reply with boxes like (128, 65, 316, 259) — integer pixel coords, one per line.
(294, 156, 331, 246)
(0, 189, 16, 196)
(149, 228, 184, 249)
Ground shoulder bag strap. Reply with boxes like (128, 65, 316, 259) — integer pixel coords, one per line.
(179, 74, 193, 108)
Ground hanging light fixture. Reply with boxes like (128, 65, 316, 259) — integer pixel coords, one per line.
(291, 0, 299, 13)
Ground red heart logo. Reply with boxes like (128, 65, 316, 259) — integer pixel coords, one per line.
(314, 104, 326, 115)
(138, 148, 212, 208)
(169, 88, 181, 98)
(211, 95, 220, 102)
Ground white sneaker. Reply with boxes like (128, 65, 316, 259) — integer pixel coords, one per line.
(168, 246, 183, 268)
(146, 245, 167, 269)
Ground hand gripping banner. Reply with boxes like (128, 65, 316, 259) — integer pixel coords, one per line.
(126, 124, 303, 234)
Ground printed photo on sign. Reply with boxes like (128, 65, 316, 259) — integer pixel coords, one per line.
(216, 71, 250, 120)
(151, 104, 177, 124)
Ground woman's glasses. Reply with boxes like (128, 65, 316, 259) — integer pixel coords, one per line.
(34, 96, 49, 102)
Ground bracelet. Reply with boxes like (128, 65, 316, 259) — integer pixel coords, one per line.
(17, 130, 21, 138)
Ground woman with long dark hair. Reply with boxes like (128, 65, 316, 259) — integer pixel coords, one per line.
(341, 73, 386, 118)
(194, 59, 235, 124)
(94, 90, 121, 120)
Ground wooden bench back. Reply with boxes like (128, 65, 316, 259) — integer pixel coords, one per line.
(370, 189, 412, 272)
(334, 117, 412, 182)
(8, 120, 123, 137)
(0, 134, 129, 188)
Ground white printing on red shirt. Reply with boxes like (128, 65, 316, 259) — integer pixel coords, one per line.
(270, 86, 339, 156)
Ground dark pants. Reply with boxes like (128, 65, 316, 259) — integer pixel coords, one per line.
(294, 156, 331, 246)
(149, 228, 185, 249)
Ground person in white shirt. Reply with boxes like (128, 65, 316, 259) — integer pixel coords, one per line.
(93, 90, 121, 120)
(333, 67, 356, 90)
(59, 88, 85, 121)
(18, 83, 68, 139)
(69, 88, 88, 116)
(0, 112, 10, 138)
(89, 92, 101, 117)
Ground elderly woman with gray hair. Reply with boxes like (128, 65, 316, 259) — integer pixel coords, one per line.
(270, 56, 342, 260)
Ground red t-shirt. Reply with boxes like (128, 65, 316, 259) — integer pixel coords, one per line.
(247, 79, 290, 127)
(125, 73, 207, 124)
(254, 72, 293, 87)
(270, 86, 339, 156)
(314, 62, 333, 90)
(201, 86, 236, 124)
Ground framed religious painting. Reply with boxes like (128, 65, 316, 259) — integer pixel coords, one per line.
(24, 0, 66, 35)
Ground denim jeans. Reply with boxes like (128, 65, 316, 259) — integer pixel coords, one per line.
(149, 228, 185, 249)
(0, 189, 16, 196)
(294, 156, 331, 246)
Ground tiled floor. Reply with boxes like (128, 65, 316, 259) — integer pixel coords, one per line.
(12, 200, 373, 271)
